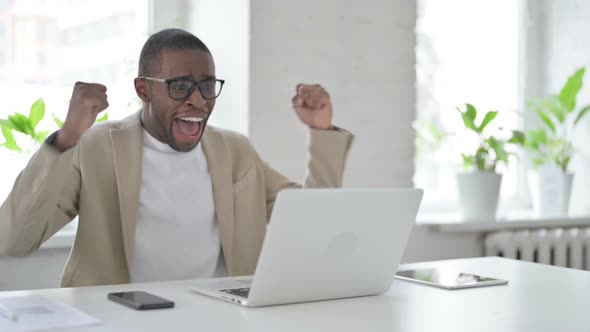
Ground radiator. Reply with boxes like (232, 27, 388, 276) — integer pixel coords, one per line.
(484, 228, 590, 270)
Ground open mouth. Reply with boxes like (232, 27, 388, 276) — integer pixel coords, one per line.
(172, 116, 206, 144)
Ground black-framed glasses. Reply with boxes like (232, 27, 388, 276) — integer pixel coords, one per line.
(139, 76, 225, 100)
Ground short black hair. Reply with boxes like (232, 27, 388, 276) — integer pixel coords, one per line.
(138, 28, 211, 76)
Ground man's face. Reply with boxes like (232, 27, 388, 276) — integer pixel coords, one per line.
(136, 48, 216, 152)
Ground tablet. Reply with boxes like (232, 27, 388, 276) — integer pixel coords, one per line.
(395, 268, 508, 289)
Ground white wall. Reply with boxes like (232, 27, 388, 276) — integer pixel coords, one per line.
(248, 0, 417, 187)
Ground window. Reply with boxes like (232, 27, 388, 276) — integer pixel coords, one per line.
(415, 0, 523, 212)
(0, 0, 148, 202)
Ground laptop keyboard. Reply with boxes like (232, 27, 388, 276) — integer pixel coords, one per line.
(220, 287, 250, 298)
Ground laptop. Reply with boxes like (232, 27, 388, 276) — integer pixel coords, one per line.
(191, 188, 423, 307)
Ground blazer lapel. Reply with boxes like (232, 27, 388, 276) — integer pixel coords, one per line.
(110, 112, 143, 274)
(201, 129, 235, 274)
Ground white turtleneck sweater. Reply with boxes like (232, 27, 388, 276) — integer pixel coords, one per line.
(130, 129, 226, 283)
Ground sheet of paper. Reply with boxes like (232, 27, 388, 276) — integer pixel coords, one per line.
(0, 295, 100, 332)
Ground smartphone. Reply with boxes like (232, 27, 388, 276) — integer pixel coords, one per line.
(107, 291, 175, 310)
(395, 268, 508, 289)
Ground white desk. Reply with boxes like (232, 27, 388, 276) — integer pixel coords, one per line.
(1, 257, 589, 332)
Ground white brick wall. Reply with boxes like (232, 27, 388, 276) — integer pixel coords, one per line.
(538, 0, 590, 214)
(249, 0, 417, 187)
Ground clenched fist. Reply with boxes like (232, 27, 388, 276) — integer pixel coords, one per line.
(55, 82, 109, 151)
(291, 84, 333, 130)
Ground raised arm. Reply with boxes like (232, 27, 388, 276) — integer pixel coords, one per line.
(263, 83, 354, 218)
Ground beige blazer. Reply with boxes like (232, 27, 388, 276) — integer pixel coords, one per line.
(0, 112, 353, 287)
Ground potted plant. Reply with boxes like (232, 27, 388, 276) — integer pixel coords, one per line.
(455, 104, 519, 221)
(513, 66, 590, 217)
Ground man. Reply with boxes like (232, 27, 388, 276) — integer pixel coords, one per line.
(0, 29, 353, 287)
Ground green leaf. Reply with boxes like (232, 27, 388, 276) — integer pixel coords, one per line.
(8, 113, 34, 135)
(478, 111, 498, 133)
(574, 104, 590, 126)
(508, 130, 526, 145)
(0, 124, 21, 151)
(474, 147, 489, 171)
(559, 156, 571, 173)
(526, 129, 547, 150)
(52, 113, 64, 128)
(34, 130, 49, 144)
(0, 119, 14, 130)
(487, 136, 508, 163)
(529, 97, 566, 124)
(29, 98, 45, 130)
(542, 96, 567, 124)
(535, 109, 556, 133)
(96, 112, 108, 123)
(458, 104, 478, 133)
(559, 67, 585, 112)
(462, 153, 474, 171)
(465, 103, 477, 120)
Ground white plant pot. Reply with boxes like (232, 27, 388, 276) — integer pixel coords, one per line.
(456, 172, 502, 222)
(528, 166, 573, 218)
